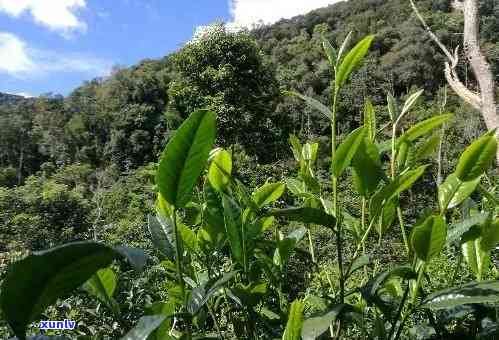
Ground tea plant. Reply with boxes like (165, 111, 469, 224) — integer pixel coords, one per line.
(0, 34, 498, 340)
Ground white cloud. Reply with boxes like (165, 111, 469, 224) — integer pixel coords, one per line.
(0, 0, 87, 35)
(0, 32, 112, 79)
(229, 0, 343, 28)
(6, 92, 34, 98)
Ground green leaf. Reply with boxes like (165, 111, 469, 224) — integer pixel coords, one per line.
(364, 99, 376, 141)
(148, 214, 175, 259)
(414, 134, 441, 162)
(113, 246, 149, 273)
(289, 134, 303, 162)
(144, 301, 175, 340)
(270, 207, 336, 228)
(455, 131, 497, 182)
(400, 89, 424, 118)
(387, 93, 398, 122)
(480, 218, 499, 252)
(322, 36, 337, 67)
(370, 165, 428, 218)
(302, 142, 319, 164)
(274, 227, 308, 266)
(187, 271, 237, 315)
(0, 242, 126, 339)
(207, 149, 232, 192)
(285, 178, 308, 197)
(438, 173, 481, 211)
(352, 137, 383, 197)
(284, 91, 332, 120)
(376, 197, 398, 237)
(336, 31, 353, 66)
(331, 126, 366, 177)
(347, 255, 370, 277)
(179, 223, 197, 252)
(410, 215, 447, 262)
(301, 304, 351, 340)
(422, 281, 499, 310)
(82, 267, 119, 315)
(121, 315, 166, 340)
(252, 182, 285, 208)
(335, 35, 374, 90)
(282, 300, 305, 340)
(446, 212, 490, 246)
(399, 114, 452, 144)
(156, 109, 217, 208)
(222, 194, 243, 265)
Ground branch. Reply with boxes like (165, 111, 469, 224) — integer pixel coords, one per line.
(410, 0, 481, 110)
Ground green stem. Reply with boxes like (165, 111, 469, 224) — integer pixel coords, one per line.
(172, 209, 191, 339)
(397, 207, 410, 255)
(307, 225, 316, 264)
(391, 124, 410, 255)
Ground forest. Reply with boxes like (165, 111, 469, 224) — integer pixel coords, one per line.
(0, 0, 498, 338)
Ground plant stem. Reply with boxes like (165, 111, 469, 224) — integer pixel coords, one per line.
(307, 225, 316, 264)
(397, 207, 410, 255)
(391, 124, 410, 255)
(172, 209, 191, 339)
(388, 281, 410, 340)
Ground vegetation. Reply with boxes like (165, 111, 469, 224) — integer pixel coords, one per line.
(0, 0, 498, 339)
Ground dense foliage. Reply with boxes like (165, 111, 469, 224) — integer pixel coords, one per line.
(0, 0, 498, 339)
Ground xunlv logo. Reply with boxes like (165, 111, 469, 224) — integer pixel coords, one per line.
(39, 319, 76, 330)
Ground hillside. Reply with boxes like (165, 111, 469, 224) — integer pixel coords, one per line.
(1, 1, 498, 338)
(0, 92, 25, 106)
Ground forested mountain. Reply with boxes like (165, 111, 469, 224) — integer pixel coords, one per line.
(0, 92, 25, 105)
(1, 0, 497, 180)
(0, 0, 498, 338)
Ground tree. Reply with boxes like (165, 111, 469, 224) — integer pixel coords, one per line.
(411, 0, 499, 163)
(168, 23, 283, 161)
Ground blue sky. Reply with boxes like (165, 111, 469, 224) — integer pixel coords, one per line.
(0, 0, 341, 97)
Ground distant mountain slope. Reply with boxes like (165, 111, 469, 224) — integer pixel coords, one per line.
(0, 92, 25, 106)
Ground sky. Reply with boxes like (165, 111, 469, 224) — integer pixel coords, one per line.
(0, 0, 342, 97)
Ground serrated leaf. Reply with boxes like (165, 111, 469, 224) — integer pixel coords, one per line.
(410, 215, 447, 262)
(331, 127, 366, 177)
(335, 35, 374, 90)
(156, 109, 216, 208)
(422, 281, 499, 310)
(370, 165, 427, 219)
(208, 149, 232, 192)
(399, 114, 453, 144)
(446, 212, 490, 246)
(284, 91, 332, 120)
(82, 267, 119, 315)
(376, 197, 398, 237)
(438, 173, 481, 211)
(0, 242, 131, 339)
(400, 89, 424, 118)
(347, 255, 370, 277)
(270, 207, 336, 228)
(301, 304, 351, 340)
(364, 99, 376, 142)
(187, 271, 237, 315)
(322, 36, 337, 67)
(387, 93, 398, 122)
(414, 134, 441, 162)
(455, 131, 497, 182)
(352, 137, 383, 197)
(222, 194, 243, 266)
(282, 300, 305, 340)
(252, 182, 285, 208)
(121, 315, 166, 340)
(148, 214, 175, 259)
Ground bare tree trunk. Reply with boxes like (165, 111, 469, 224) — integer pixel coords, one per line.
(410, 0, 499, 164)
(462, 0, 499, 159)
